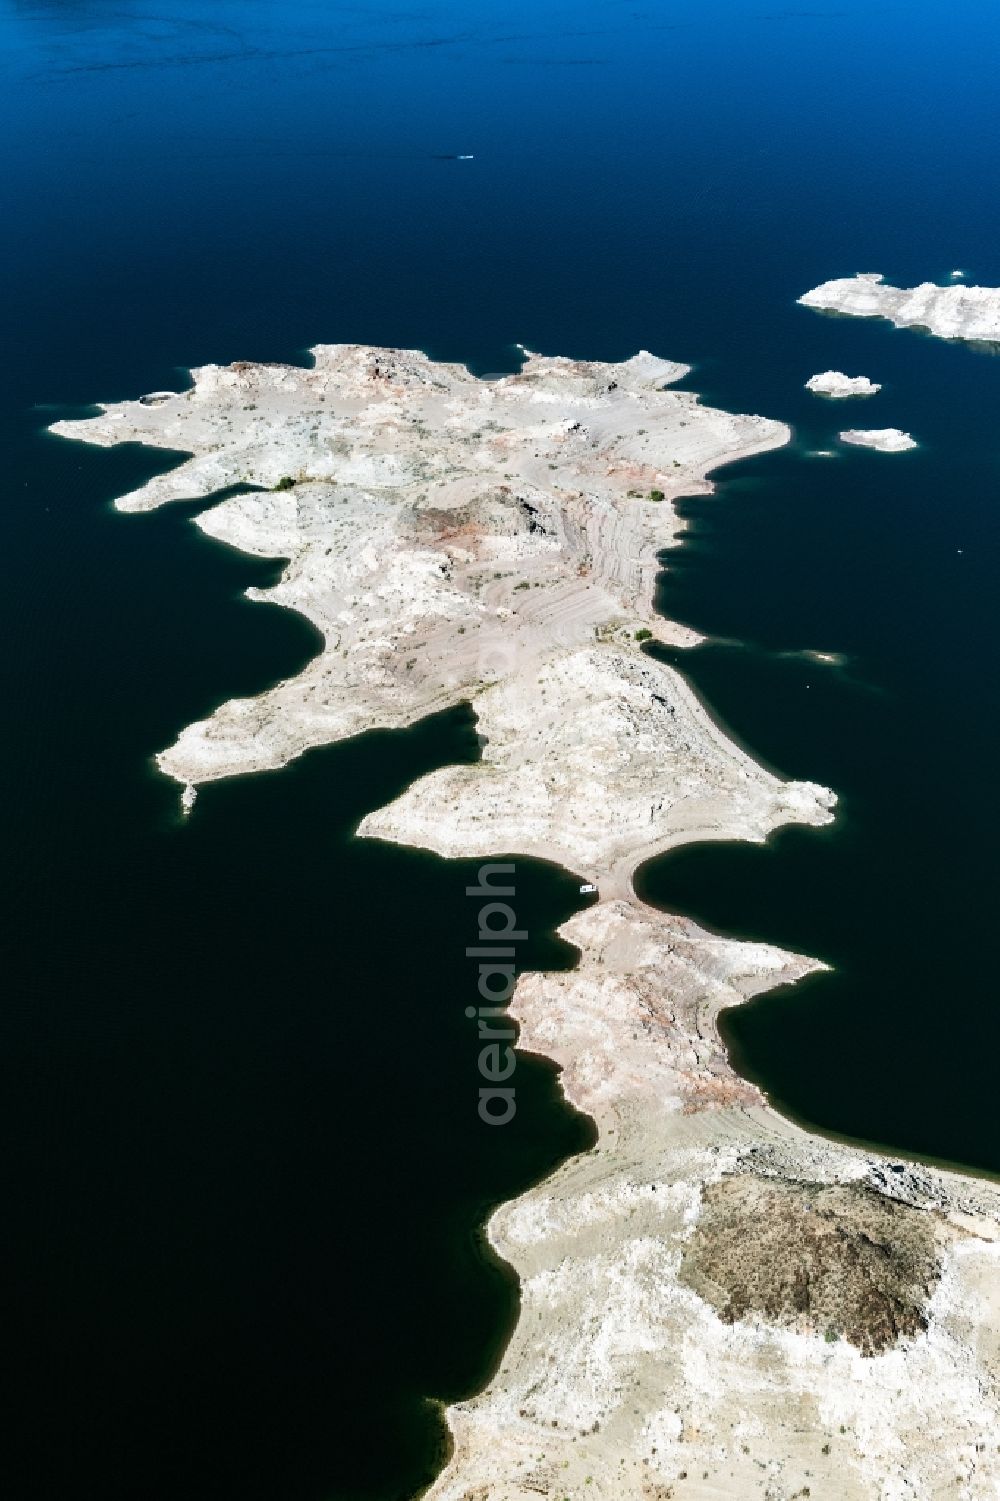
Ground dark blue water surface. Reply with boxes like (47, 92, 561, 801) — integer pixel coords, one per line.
(2, 1, 1000, 1496)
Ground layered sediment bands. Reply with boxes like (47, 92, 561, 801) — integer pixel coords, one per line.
(800, 272, 1000, 343)
(54, 346, 1000, 1499)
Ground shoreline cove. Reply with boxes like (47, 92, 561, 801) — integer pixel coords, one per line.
(53, 345, 1000, 1498)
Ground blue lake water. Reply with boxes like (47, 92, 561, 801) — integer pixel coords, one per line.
(2, 1, 1000, 1495)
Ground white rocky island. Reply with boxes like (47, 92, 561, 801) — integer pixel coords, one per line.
(840, 427, 918, 453)
(800, 272, 1000, 343)
(805, 370, 880, 398)
(53, 346, 1000, 1500)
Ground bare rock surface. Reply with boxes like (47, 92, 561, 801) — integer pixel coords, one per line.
(53, 345, 1000, 1499)
(53, 345, 784, 792)
(423, 900, 1000, 1501)
(805, 370, 881, 398)
(800, 272, 1000, 343)
(840, 427, 918, 452)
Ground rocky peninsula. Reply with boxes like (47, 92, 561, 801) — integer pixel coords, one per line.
(53, 347, 1000, 1500)
(805, 370, 880, 398)
(800, 272, 1000, 343)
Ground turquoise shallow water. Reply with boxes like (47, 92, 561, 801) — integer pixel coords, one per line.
(2, 0, 1000, 1496)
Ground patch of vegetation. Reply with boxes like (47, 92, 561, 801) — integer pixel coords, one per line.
(679, 1175, 941, 1356)
(273, 475, 295, 491)
(635, 628, 654, 642)
(649, 488, 665, 502)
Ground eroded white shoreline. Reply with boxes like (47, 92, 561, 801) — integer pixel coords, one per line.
(800, 272, 1000, 343)
(839, 427, 918, 453)
(53, 345, 1000, 1500)
(805, 370, 881, 398)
